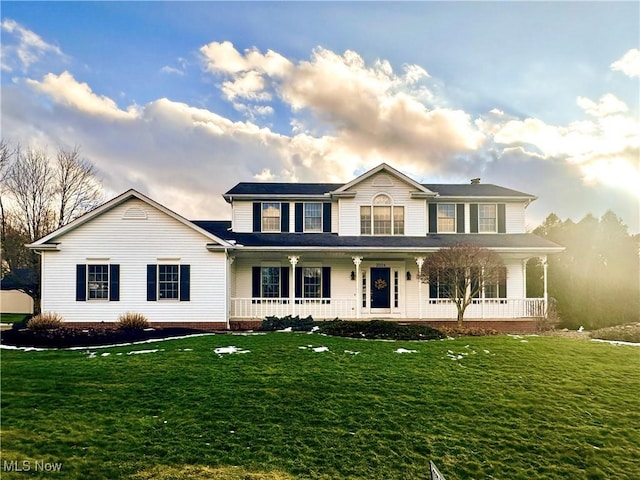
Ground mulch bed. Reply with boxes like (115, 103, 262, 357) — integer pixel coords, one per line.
(0, 327, 210, 349)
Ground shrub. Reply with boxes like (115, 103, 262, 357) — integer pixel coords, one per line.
(116, 312, 150, 330)
(439, 326, 500, 337)
(590, 323, 640, 343)
(26, 312, 63, 331)
(258, 315, 317, 332)
(319, 320, 445, 341)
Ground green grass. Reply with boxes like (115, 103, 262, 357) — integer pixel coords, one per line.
(0, 313, 30, 324)
(1, 333, 639, 479)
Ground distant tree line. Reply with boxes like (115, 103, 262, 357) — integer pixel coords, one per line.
(528, 212, 640, 329)
(1, 140, 103, 312)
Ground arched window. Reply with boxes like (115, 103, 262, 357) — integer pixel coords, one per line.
(360, 194, 404, 235)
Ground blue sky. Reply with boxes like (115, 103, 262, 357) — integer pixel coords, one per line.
(2, 1, 639, 232)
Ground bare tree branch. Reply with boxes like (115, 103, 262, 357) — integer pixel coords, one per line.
(55, 146, 102, 228)
(5, 145, 55, 242)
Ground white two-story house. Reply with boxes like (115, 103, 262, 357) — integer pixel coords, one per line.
(28, 163, 563, 332)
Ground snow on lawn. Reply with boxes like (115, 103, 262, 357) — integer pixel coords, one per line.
(394, 348, 417, 354)
(299, 345, 330, 353)
(214, 346, 251, 356)
(591, 339, 640, 347)
(128, 349, 163, 355)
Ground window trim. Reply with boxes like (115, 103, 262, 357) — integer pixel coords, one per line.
(360, 193, 404, 236)
(157, 264, 180, 301)
(87, 264, 109, 301)
(303, 202, 323, 233)
(260, 265, 281, 298)
(437, 204, 456, 234)
(302, 266, 322, 299)
(261, 202, 282, 233)
(478, 203, 498, 233)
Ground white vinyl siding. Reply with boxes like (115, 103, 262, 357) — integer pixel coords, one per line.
(232, 201, 253, 233)
(40, 198, 227, 324)
(506, 203, 526, 233)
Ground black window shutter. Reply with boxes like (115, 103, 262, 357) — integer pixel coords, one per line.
(76, 264, 86, 301)
(253, 202, 262, 232)
(252, 267, 261, 298)
(147, 264, 157, 301)
(456, 204, 465, 233)
(428, 270, 438, 298)
(295, 267, 302, 298)
(322, 267, 331, 301)
(109, 264, 120, 301)
(281, 203, 290, 232)
(497, 204, 506, 233)
(470, 204, 479, 233)
(499, 267, 507, 298)
(180, 265, 190, 301)
(428, 203, 437, 233)
(323, 203, 332, 232)
(295, 203, 303, 232)
(280, 266, 289, 298)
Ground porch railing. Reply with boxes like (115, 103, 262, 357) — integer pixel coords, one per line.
(424, 298, 546, 318)
(231, 298, 356, 319)
(230, 297, 546, 320)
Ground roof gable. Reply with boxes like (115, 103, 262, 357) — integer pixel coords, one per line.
(28, 189, 232, 249)
(330, 163, 436, 197)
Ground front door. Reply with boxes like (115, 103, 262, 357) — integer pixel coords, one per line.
(370, 267, 391, 310)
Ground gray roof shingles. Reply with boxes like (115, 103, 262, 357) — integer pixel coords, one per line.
(225, 182, 535, 198)
(193, 221, 561, 250)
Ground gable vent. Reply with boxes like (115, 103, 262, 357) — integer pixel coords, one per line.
(470, 178, 481, 184)
(373, 175, 393, 187)
(122, 207, 148, 220)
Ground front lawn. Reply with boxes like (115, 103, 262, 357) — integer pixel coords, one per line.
(1, 333, 638, 479)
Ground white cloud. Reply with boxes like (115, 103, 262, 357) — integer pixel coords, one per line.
(25, 71, 137, 120)
(491, 93, 640, 198)
(0, 18, 65, 72)
(611, 48, 640, 77)
(160, 65, 184, 76)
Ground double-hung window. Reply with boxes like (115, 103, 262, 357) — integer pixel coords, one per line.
(437, 204, 456, 233)
(479, 204, 497, 233)
(304, 203, 322, 232)
(302, 267, 322, 298)
(262, 203, 281, 232)
(87, 264, 109, 300)
(158, 264, 179, 300)
(261, 267, 281, 298)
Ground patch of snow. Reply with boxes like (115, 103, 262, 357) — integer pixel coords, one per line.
(344, 350, 360, 355)
(87, 352, 97, 358)
(520, 339, 528, 343)
(101, 352, 110, 357)
(312, 346, 329, 353)
(278, 327, 293, 332)
(214, 346, 250, 355)
(578, 326, 584, 333)
(591, 339, 640, 347)
(483, 349, 490, 354)
(394, 348, 417, 354)
(143, 328, 156, 332)
(179, 348, 193, 352)
(508, 334, 523, 339)
(310, 326, 320, 332)
(0, 344, 47, 352)
(127, 349, 162, 355)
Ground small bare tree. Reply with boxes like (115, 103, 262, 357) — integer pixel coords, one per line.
(420, 244, 505, 327)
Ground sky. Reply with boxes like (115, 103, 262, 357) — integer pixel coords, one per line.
(1, 1, 639, 233)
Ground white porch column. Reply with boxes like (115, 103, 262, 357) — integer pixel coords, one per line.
(522, 258, 528, 299)
(352, 256, 363, 319)
(288, 256, 299, 316)
(415, 257, 425, 319)
(542, 256, 549, 317)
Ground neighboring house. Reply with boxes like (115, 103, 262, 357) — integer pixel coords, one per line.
(28, 163, 563, 331)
